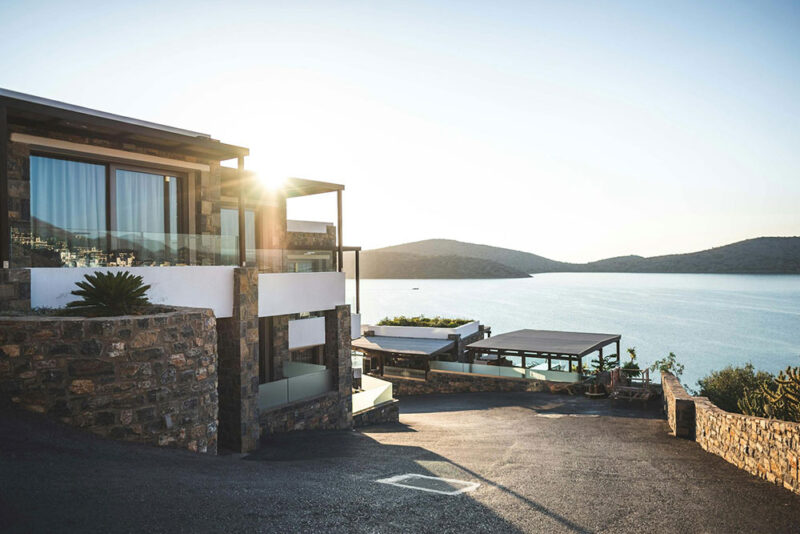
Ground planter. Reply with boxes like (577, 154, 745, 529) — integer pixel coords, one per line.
(0, 307, 219, 453)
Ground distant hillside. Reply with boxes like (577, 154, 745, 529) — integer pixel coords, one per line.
(353, 252, 531, 279)
(346, 237, 800, 278)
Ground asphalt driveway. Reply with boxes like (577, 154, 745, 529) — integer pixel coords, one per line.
(1, 392, 799, 533)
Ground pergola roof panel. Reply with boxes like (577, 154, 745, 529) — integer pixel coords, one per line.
(353, 336, 455, 357)
(467, 329, 620, 357)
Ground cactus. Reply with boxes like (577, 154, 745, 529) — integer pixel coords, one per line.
(761, 366, 800, 422)
(739, 366, 800, 423)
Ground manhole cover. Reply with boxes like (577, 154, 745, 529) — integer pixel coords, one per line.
(375, 474, 480, 495)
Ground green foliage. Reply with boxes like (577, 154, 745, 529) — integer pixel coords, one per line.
(377, 315, 473, 328)
(697, 363, 773, 414)
(650, 352, 685, 379)
(66, 271, 151, 316)
(622, 347, 640, 377)
(590, 354, 617, 374)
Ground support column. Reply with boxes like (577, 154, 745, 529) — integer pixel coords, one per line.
(0, 105, 8, 269)
(355, 249, 360, 314)
(217, 267, 260, 452)
(448, 333, 463, 362)
(336, 190, 343, 272)
(616, 340, 621, 366)
(324, 304, 353, 429)
(237, 157, 247, 267)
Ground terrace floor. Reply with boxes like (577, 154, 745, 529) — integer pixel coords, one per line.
(2, 392, 800, 533)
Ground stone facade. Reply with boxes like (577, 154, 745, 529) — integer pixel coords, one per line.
(258, 304, 354, 438)
(376, 369, 584, 397)
(4, 127, 223, 269)
(216, 267, 260, 453)
(0, 268, 30, 312)
(662, 371, 800, 496)
(0, 307, 219, 453)
(353, 399, 400, 428)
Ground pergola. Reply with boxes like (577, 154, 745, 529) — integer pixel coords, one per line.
(466, 329, 621, 375)
(351, 336, 456, 378)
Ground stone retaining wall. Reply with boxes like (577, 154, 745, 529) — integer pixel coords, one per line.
(353, 399, 400, 428)
(0, 308, 219, 453)
(375, 370, 583, 397)
(661, 371, 800, 495)
(661, 371, 695, 438)
(258, 391, 350, 436)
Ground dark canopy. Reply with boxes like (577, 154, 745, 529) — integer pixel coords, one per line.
(468, 329, 620, 358)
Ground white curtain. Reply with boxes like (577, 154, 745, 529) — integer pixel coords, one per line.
(30, 156, 106, 239)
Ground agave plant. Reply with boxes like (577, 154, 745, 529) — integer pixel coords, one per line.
(67, 271, 151, 316)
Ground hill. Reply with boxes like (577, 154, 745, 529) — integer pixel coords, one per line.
(352, 252, 531, 279)
(347, 237, 800, 278)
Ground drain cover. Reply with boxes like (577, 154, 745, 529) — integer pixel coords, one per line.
(375, 474, 480, 495)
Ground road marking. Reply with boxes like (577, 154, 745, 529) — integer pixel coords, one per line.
(375, 474, 480, 495)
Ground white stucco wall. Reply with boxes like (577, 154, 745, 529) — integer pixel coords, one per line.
(363, 320, 480, 340)
(286, 220, 333, 234)
(258, 271, 345, 317)
(30, 266, 235, 318)
(288, 317, 326, 350)
(350, 313, 361, 341)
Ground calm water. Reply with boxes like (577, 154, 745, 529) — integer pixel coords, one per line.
(346, 274, 800, 389)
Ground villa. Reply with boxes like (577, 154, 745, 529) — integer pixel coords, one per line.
(0, 88, 365, 453)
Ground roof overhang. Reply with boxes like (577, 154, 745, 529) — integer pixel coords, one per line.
(0, 88, 249, 162)
(284, 177, 344, 198)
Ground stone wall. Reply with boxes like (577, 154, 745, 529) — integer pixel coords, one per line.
(0, 307, 219, 453)
(0, 268, 30, 312)
(376, 370, 583, 397)
(661, 371, 800, 496)
(287, 225, 335, 250)
(661, 371, 695, 438)
(353, 399, 400, 428)
(259, 391, 349, 435)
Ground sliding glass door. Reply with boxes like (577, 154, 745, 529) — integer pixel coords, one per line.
(113, 169, 180, 265)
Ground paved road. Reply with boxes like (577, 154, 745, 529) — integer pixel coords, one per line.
(2, 392, 799, 533)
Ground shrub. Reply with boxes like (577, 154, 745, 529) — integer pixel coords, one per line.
(697, 363, 773, 414)
(66, 271, 152, 316)
(377, 315, 473, 328)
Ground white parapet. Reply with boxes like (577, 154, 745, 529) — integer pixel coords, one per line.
(286, 220, 333, 234)
(363, 320, 480, 340)
(258, 271, 345, 317)
(350, 313, 361, 340)
(30, 266, 235, 318)
(288, 317, 326, 350)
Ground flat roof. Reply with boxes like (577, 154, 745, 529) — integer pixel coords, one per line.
(0, 88, 249, 161)
(352, 336, 455, 357)
(467, 329, 620, 358)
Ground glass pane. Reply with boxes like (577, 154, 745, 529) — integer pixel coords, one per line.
(220, 208, 256, 264)
(114, 170, 178, 265)
(30, 156, 107, 266)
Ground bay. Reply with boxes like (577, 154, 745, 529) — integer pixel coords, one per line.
(346, 273, 800, 389)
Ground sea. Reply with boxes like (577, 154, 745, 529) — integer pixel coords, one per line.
(346, 273, 800, 390)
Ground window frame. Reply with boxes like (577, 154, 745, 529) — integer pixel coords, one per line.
(29, 151, 189, 238)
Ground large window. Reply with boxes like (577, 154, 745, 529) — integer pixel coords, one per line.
(27, 155, 184, 267)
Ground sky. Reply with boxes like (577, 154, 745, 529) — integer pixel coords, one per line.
(1, 0, 798, 262)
